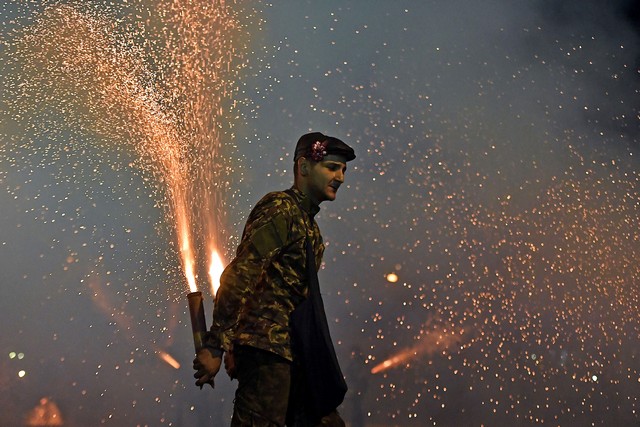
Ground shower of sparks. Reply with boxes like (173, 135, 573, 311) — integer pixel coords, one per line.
(2, 1, 640, 426)
(154, 0, 241, 288)
(5, 1, 243, 292)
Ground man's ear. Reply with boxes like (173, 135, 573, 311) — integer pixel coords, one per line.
(299, 157, 310, 176)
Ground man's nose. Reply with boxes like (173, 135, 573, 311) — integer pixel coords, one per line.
(335, 169, 344, 182)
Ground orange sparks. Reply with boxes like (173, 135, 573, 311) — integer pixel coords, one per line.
(17, 3, 244, 292)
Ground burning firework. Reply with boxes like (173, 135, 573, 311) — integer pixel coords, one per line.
(371, 326, 467, 374)
(11, 2, 241, 293)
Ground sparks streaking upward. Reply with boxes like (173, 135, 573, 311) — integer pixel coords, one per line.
(155, 0, 242, 293)
(12, 2, 244, 293)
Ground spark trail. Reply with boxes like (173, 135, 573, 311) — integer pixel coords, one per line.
(8, 1, 243, 292)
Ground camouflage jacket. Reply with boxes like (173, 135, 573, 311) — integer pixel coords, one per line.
(205, 187, 324, 361)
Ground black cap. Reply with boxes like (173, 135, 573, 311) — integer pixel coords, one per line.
(294, 132, 356, 163)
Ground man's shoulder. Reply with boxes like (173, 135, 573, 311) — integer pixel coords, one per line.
(257, 190, 296, 207)
(252, 190, 297, 215)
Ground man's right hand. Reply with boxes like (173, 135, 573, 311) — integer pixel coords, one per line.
(193, 348, 222, 389)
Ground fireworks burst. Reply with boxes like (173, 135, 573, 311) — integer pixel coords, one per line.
(1, 1, 639, 426)
(5, 1, 245, 290)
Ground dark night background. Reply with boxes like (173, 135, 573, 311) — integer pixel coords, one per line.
(1, 1, 639, 426)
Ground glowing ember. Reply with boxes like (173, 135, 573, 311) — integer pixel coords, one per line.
(371, 326, 465, 374)
(157, 350, 181, 370)
(24, 397, 64, 426)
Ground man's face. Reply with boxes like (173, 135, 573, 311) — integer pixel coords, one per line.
(305, 154, 348, 204)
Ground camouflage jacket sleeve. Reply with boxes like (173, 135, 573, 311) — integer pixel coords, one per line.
(204, 192, 292, 352)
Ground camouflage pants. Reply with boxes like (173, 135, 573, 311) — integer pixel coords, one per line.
(231, 345, 345, 427)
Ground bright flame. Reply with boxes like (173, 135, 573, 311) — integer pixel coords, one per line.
(184, 257, 197, 293)
(177, 203, 197, 292)
(157, 350, 181, 370)
(208, 249, 225, 296)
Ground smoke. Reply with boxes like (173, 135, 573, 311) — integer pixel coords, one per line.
(1, 1, 639, 426)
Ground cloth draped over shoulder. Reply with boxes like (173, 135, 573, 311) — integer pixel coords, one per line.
(204, 187, 324, 362)
(290, 238, 348, 419)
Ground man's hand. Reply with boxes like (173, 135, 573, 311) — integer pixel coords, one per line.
(224, 346, 236, 379)
(193, 348, 222, 389)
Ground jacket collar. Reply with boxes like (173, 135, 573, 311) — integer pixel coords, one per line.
(289, 186, 320, 218)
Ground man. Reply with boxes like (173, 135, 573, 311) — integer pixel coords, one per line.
(193, 132, 356, 426)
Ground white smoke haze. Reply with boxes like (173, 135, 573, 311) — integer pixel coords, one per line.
(1, 1, 638, 425)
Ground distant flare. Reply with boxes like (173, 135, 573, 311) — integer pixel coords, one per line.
(385, 272, 399, 283)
